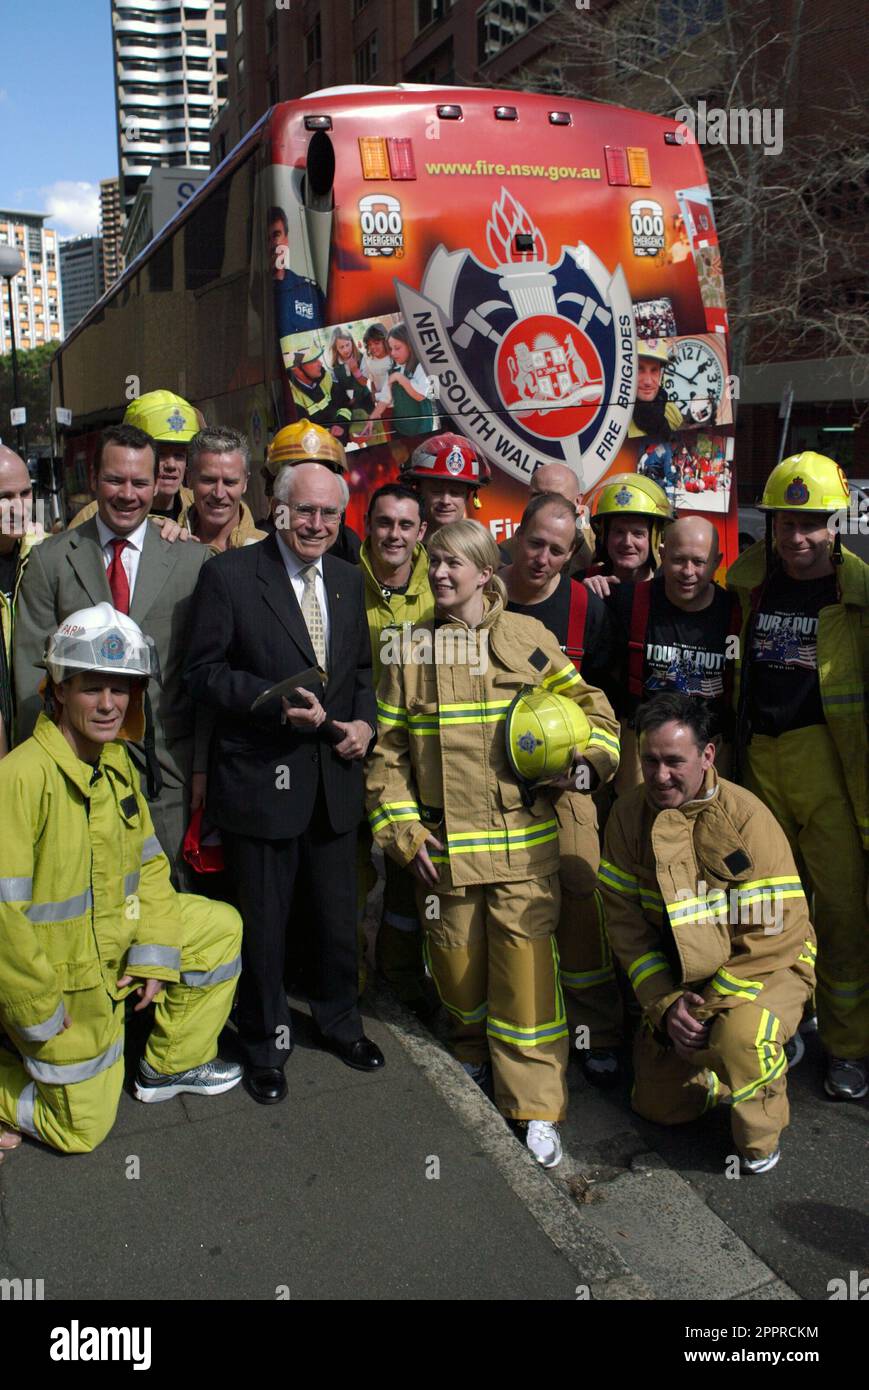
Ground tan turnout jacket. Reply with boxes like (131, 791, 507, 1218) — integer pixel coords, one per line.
(600, 770, 817, 1028)
(365, 592, 620, 891)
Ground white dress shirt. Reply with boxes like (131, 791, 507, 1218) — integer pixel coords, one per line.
(276, 537, 331, 652)
(95, 515, 150, 604)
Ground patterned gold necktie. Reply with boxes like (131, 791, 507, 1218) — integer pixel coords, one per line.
(300, 563, 327, 673)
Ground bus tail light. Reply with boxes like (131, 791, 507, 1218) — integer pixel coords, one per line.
(359, 137, 391, 180)
(388, 138, 416, 179)
(627, 147, 652, 186)
(604, 146, 630, 185)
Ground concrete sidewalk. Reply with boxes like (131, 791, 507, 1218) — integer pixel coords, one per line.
(0, 983, 803, 1302)
(0, 1001, 600, 1302)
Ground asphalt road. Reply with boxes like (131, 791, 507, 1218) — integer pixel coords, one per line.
(571, 1026, 869, 1302)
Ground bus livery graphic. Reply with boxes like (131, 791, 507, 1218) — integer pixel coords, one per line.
(396, 188, 635, 493)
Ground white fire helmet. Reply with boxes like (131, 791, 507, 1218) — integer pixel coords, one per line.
(43, 604, 157, 685)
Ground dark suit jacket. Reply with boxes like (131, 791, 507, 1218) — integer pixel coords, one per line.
(183, 532, 376, 839)
(13, 518, 209, 783)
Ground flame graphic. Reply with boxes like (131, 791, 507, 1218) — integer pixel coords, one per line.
(485, 189, 548, 266)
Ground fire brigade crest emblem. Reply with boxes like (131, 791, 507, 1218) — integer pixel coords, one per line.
(100, 632, 125, 662)
(445, 445, 465, 476)
(396, 188, 636, 491)
(166, 408, 187, 434)
(784, 476, 809, 505)
(614, 486, 634, 507)
(517, 730, 542, 755)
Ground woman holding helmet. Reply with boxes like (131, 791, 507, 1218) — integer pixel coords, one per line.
(365, 520, 619, 1167)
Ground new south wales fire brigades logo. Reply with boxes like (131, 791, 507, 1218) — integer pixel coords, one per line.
(100, 632, 125, 662)
(396, 187, 636, 490)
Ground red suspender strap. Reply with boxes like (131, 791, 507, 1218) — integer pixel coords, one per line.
(627, 580, 652, 699)
(565, 580, 589, 671)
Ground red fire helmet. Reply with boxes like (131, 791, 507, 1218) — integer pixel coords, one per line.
(402, 432, 492, 489)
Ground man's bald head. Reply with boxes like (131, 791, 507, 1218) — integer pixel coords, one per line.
(660, 516, 721, 609)
(529, 463, 582, 509)
(0, 446, 33, 545)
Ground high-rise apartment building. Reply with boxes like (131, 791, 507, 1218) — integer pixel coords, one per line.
(0, 211, 63, 355)
(100, 177, 124, 291)
(111, 0, 228, 219)
(59, 236, 105, 336)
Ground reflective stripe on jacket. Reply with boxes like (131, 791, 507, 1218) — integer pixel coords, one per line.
(600, 769, 817, 1029)
(728, 541, 869, 851)
(0, 714, 181, 1042)
(365, 592, 620, 890)
(361, 538, 435, 688)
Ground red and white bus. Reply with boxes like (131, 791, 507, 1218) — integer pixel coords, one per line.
(51, 84, 736, 561)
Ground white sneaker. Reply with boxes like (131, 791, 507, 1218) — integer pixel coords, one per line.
(740, 1149, 780, 1175)
(134, 1056, 243, 1103)
(525, 1120, 562, 1169)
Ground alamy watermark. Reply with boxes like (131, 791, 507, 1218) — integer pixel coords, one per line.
(379, 621, 489, 676)
(675, 101, 783, 157)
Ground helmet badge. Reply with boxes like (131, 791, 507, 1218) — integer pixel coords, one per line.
(784, 476, 809, 505)
(614, 485, 633, 507)
(166, 408, 186, 433)
(517, 729, 542, 755)
(445, 445, 465, 476)
(302, 428, 321, 456)
(100, 632, 126, 662)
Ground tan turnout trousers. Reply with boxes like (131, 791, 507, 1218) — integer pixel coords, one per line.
(418, 873, 569, 1121)
(631, 966, 810, 1160)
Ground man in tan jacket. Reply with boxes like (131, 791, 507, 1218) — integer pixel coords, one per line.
(600, 691, 816, 1173)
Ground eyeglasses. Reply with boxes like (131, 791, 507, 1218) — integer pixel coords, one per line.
(289, 502, 342, 524)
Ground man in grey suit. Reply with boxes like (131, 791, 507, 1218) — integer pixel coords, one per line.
(14, 423, 209, 884)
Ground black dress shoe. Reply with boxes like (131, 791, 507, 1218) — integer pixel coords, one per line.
(322, 1036, 385, 1072)
(244, 1067, 288, 1104)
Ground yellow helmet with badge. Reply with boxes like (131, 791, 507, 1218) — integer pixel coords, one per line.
(266, 419, 346, 474)
(637, 337, 671, 364)
(505, 686, 592, 786)
(589, 471, 673, 567)
(123, 390, 199, 442)
(758, 452, 849, 513)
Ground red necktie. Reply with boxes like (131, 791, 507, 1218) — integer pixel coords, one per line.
(107, 538, 130, 614)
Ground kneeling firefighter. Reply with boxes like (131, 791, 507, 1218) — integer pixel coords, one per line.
(365, 520, 620, 1168)
(0, 604, 242, 1156)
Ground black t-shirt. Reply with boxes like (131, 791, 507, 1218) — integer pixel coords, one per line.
(149, 494, 184, 521)
(0, 543, 19, 605)
(607, 577, 736, 732)
(747, 569, 836, 736)
(506, 572, 614, 688)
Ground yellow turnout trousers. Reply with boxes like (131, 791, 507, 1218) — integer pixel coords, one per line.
(632, 966, 811, 1160)
(744, 725, 868, 1058)
(553, 792, 623, 1048)
(419, 874, 569, 1121)
(0, 894, 241, 1154)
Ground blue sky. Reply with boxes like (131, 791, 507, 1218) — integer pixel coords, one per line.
(0, 1, 118, 237)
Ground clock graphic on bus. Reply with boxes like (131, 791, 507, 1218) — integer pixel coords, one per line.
(663, 336, 725, 426)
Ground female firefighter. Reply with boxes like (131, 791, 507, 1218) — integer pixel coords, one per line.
(365, 520, 620, 1167)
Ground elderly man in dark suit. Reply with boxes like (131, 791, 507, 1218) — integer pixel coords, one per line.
(13, 423, 209, 883)
(184, 461, 383, 1104)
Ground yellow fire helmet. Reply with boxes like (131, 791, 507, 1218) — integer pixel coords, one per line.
(266, 420, 347, 474)
(758, 452, 850, 513)
(589, 472, 673, 569)
(123, 390, 199, 442)
(505, 686, 592, 786)
(591, 472, 673, 525)
(637, 337, 671, 364)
